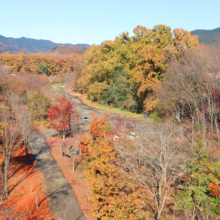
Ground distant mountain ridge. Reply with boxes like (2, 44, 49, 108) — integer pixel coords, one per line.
(0, 34, 91, 54)
(191, 28, 220, 44)
(48, 45, 89, 55)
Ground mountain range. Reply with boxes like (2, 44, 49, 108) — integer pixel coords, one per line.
(191, 28, 220, 44)
(0, 34, 90, 54)
(1, 28, 220, 54)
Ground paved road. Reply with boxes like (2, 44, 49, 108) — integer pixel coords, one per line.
(29, 129, 87, 220)
(64, 92, 119, 124)
(28, 90, 137, 219)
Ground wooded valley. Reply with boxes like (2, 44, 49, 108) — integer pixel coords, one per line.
(0, 24, 220, 220)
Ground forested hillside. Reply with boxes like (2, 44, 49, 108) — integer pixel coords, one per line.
(0, 52, 82, 75)
(191, 27, 220, 44)
(0, 34, 90, 54)
(78, 25, 199, 113)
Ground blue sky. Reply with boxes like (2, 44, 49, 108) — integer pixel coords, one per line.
(0, 0, 219, 45)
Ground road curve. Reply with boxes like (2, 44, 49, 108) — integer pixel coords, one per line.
(64, 92, 119, 124)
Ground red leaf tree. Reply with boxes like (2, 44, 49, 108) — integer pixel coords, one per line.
(47, 97, 79, 139)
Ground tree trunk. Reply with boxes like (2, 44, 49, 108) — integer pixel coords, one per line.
(156, 211, 161, 220)
(158, 181, 162, 208)
(4, 163, 8, 195)
(155, 180, 162, 220)
(72, 156, 75, 172)
(25, 146, 29, 165)
(36, 192, 39, 208)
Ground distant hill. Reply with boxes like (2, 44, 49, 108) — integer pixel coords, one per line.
(191, 28, 220, 44)
(0, 34, 91, 54)
(48, 45, 89, 55)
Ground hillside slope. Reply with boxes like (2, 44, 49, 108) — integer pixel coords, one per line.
(191, 28, 220, 44)
(48, 45, 89, 55)
(0, 35, 90, 54)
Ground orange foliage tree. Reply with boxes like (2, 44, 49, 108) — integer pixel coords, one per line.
(78, 113, 145, 219)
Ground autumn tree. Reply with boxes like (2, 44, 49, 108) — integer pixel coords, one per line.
(22, 73, 47, 91)
(78, 24, 199, 113)
(160, 46, 220, 142)
(5, 91, 33, 165)
(25, 89, 51, 122)
(78, 113, 145, 219)
(115, 122, 197, 220)
(17, 106, 32, 164)
(4, 91, 21, 118)
(0, 65, 11, 95)
(63, 72, 78, 91)
(48, 97, 79, 139)
(0, 106, 21, 194)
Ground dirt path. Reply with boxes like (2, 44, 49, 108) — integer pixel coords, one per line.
(29, 129, 87, 220)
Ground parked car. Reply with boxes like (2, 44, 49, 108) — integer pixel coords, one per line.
(75, 115, 88, 120)
(81, 116, 88, 120)
(74, 116, 89, 124)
